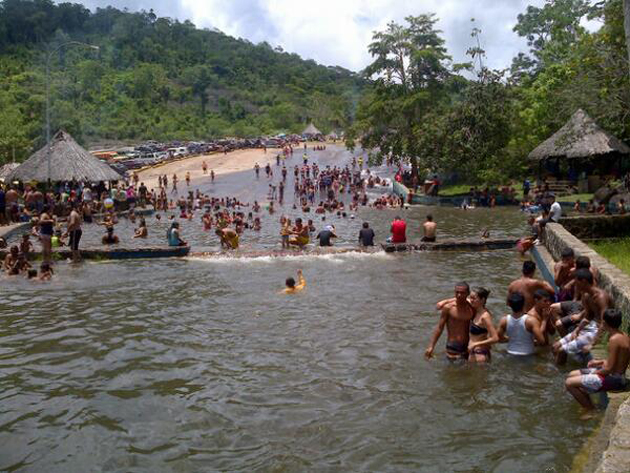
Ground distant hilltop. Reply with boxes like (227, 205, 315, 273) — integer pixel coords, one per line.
(0, 0, 364, 163)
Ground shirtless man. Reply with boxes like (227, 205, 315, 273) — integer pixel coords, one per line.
(554, 248, 576, 301)
(425, 282, 474, 361)
(528, 289, 556, 338)
(507, 260, 555, 312)
(563, 256, 600, 301)
(5, 186, 18, 223)
(421, 214, 437, 242)
(552, 269, 611, 363)
(2, 245, 19, 274)
(64, 203, 82, 263)
(283, 269, 306, 294)
(565, 309, 630, 410)
(550, 268, 611, 337)
(216, 227, 239, 250)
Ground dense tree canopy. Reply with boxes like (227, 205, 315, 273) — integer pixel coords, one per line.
(0, 0, 363, 163)
(348, 0, 630, 184)
(2, 0, 629, 181)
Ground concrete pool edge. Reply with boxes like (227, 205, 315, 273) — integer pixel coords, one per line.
(0, 222, 33, 241)
(535, 224, 630, 472)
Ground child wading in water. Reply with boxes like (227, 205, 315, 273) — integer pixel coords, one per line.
(280, 217, 291, 249)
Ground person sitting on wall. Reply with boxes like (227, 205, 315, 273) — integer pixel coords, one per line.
(549, 269, 611, 338)
(565, 309, 630, 410)
(554, 248, 576, 302)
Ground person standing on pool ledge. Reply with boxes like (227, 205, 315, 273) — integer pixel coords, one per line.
(425, 282, 474, 361)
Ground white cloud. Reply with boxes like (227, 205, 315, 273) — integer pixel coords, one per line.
(78, 0, 554, 71)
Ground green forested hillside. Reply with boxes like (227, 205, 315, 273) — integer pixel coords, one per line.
(0, 0, 364, 162)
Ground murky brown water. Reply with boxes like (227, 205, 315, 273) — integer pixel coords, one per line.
(0, 147, 597, 471)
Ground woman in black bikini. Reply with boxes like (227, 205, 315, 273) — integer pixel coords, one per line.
(37, 206, 55, 264)
(467, 288, 499, 363)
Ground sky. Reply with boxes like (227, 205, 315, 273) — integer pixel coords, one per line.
(75, 0, 553, 71)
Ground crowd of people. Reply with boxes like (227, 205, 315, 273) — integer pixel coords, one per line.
(0, 146, 421, 281)
(2, 146, 629, 413)
(424, 251, 629, 411)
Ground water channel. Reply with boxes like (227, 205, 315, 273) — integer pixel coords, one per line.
(0, 147, 597, 471)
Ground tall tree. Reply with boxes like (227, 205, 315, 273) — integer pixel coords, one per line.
(350, 14, 451, 175)
(512, 0, 591, 74)
(414, 29, 517, 183)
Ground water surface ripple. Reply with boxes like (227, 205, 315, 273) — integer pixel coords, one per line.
(1, 249, 595, 472)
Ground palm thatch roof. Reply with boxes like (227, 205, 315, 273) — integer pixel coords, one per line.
(529, 109, 630, 160)
(0, 163, 19, 181)
(302, 123, 322, 136)
(7, 130, 122, 182)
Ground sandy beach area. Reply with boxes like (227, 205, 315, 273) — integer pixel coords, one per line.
(136, 148, 278, 190)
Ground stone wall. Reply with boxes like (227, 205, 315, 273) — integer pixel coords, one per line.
(0, 222, 32, 242)
(544, 223, 630, 472)
(596, 401, 630, 472)
(558, 215, 630, 240)
(545, 223, 630, 330)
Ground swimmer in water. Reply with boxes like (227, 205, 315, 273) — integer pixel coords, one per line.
(133, 218, 148, 239)
(102, 226, 120, 245)
(39, 262, 53, 281)
(283, 269, 306, 294)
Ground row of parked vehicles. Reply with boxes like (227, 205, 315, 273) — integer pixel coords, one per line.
(95, 135, 303, 175)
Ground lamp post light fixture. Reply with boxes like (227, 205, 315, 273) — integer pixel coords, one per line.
(45, 41, 99, 186)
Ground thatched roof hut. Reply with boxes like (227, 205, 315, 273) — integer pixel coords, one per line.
(528, 109, 630, 161)
(302, 123, 322, 136)
(7, 130, 121, 182)
(0, 163, 19, 181)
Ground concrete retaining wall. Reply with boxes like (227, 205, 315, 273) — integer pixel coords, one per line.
(558, 215, 630, 240)
(0, 222, 32, 242)
(596, 401, 630, 472)
(544, 223, 630, 472)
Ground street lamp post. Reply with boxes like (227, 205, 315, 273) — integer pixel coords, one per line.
(45, 41, 99, 186)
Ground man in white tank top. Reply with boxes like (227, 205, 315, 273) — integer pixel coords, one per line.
(498, 292, 549, 355)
